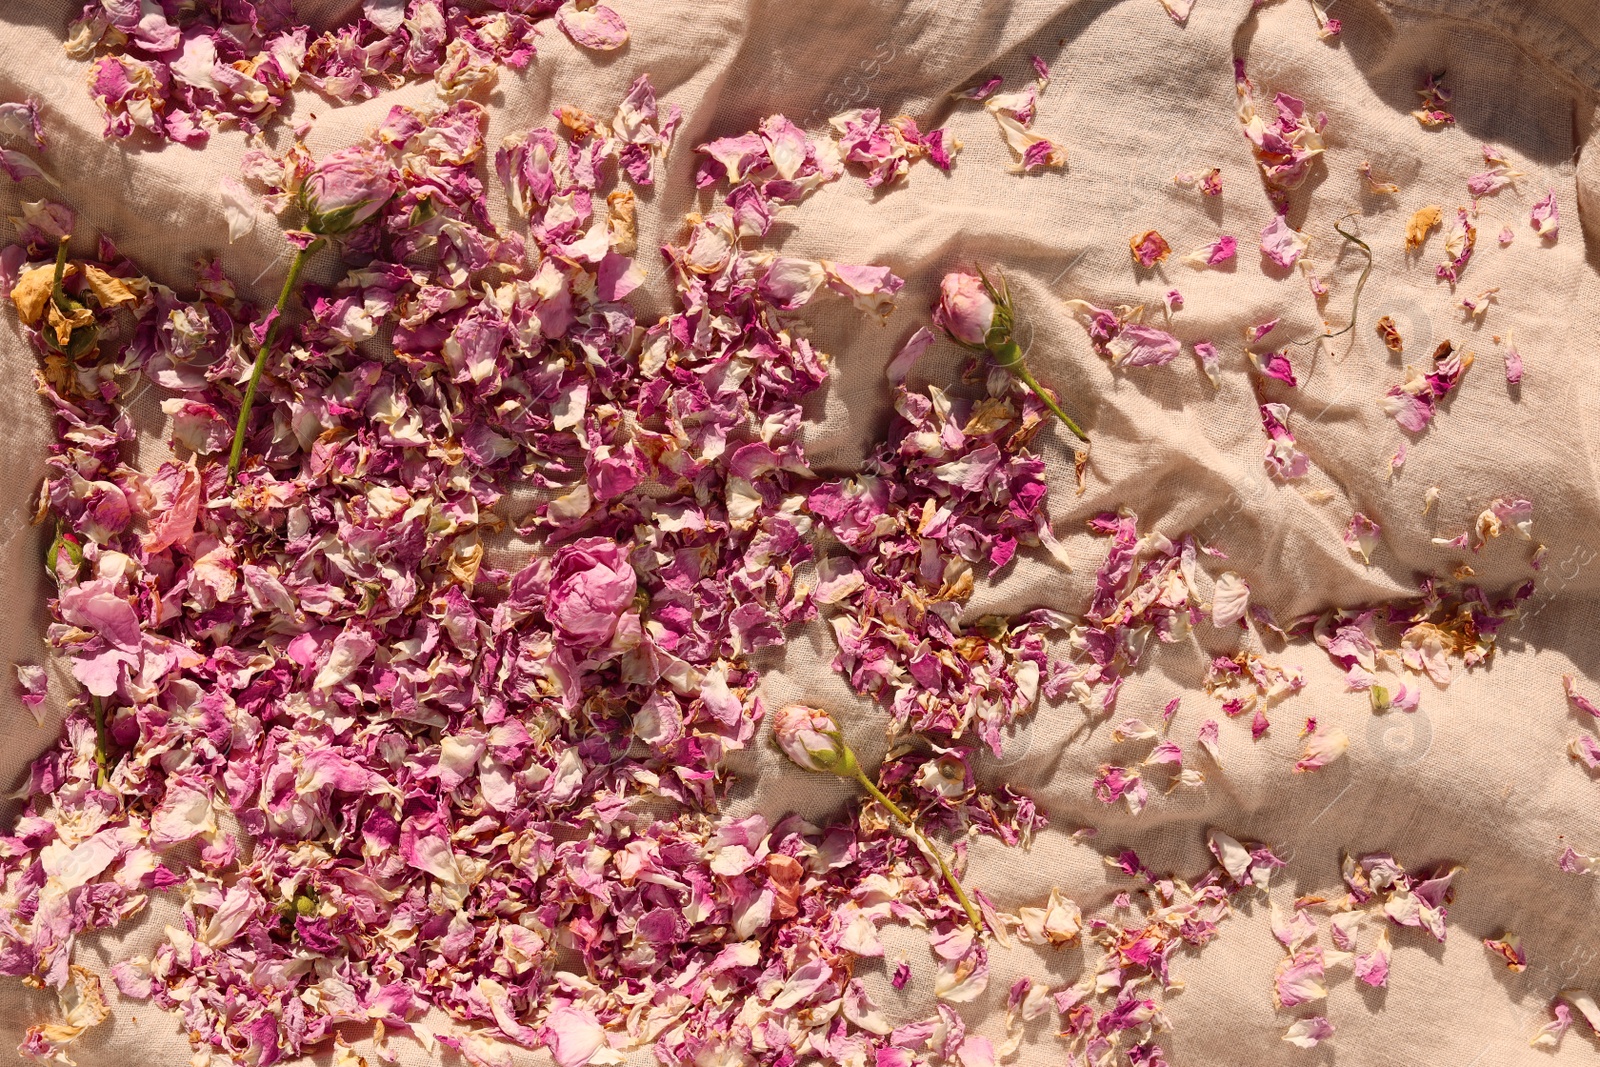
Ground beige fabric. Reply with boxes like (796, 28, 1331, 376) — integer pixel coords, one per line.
(4, 0, 1600, 1063)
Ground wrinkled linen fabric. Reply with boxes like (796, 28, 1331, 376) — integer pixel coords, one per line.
(4, 0, 1600, 1064)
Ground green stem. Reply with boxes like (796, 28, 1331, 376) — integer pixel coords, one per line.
(227, 243, 320, 483)
(90, 696, 110, 787)
(49, 236, 73, 362)
(49, 235, 70, 306)
(1009, 359, 1089, 442)
(853, 766, 985, 932)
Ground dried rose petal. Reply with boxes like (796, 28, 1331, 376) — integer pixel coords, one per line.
(556, 2, 630, 50)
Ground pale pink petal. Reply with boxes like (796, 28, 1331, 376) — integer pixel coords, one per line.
(556, 3, 629, 50)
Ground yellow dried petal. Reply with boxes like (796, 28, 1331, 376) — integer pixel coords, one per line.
(448, 537, 483, 585)
(962, 396, 1016, 436)
(554, 105, 599, 139)
(82, 264, 139, 309)
(10, 263, 70, 325)
(45, 299, 93, 347)
(1405, 205, 1442, 250)
(1375, 315, 1402, 352)
(606, 189, 636, 255)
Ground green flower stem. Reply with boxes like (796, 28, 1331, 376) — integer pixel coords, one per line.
(990, 341, 1089, 442)
(1010, 359, 1089, 442)
(49, 235, 73, 360)
(49, 235, 70, 305)
(90, 696, 110, 788)
(227, 242, 321, 483)
(852, 765, 984, 932)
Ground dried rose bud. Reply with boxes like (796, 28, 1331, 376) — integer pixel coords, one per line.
(935, 266, 1087, 441)
(772, 704, 855, 775)
(46, 528, 83, 581)
(932, 271, 998, 348)
(772, 703, 983, 930)
(299, 146, 397, 235)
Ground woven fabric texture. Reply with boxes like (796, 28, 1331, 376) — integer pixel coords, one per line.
(3, 0, 1600, 1064)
